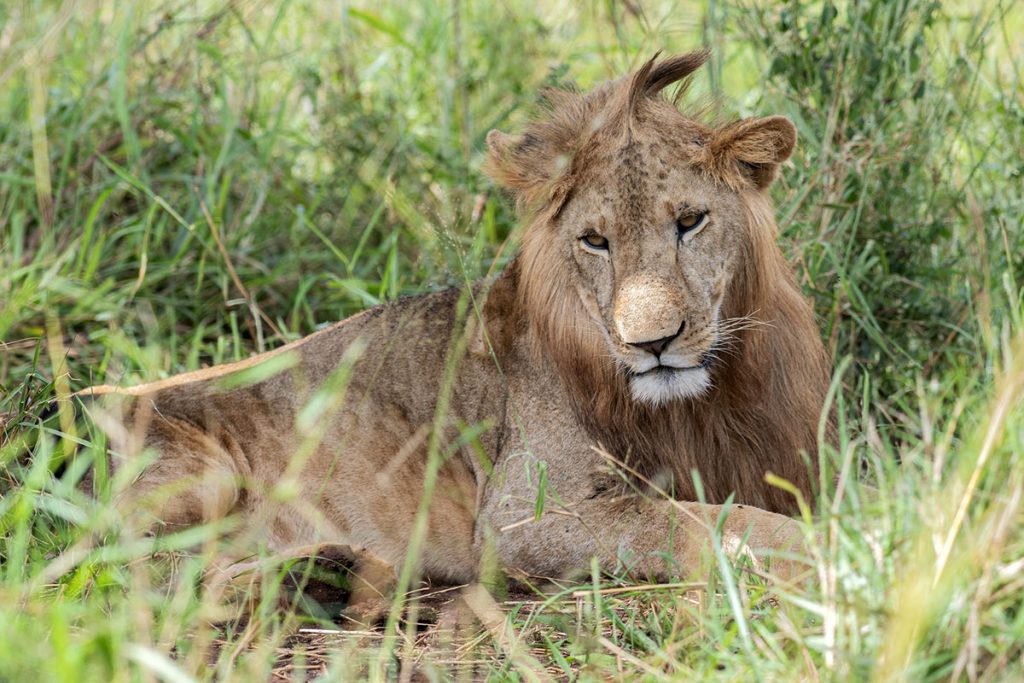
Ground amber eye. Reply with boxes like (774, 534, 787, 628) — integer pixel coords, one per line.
(580, 233, 610, 252)
(677, 211, 708, 238)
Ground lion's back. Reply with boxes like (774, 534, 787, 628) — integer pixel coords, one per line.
(81, 288, 465, 440)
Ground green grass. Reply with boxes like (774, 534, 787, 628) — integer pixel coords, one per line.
(1, 0, 1023, 680)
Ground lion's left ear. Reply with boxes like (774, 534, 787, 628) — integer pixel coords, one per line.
(709, 115, 796, 190)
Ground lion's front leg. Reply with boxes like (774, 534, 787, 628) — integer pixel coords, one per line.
(480, 494, 813, 585)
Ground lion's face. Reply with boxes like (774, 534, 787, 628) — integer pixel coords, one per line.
(485, 51, 797, 408)
(557, 129, 748, 406)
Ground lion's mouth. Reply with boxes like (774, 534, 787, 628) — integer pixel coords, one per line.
(625, 355, 714, 404)
(628, 355, 712, 378)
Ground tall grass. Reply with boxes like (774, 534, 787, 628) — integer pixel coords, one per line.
(1, 0, 1022, 679)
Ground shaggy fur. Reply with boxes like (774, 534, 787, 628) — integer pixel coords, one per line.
(77, 51, 831, 586)
(489, 51, 830, 513)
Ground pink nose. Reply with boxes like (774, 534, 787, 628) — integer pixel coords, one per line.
(628, 321, 685, 357)
(614, 277, 687, 345)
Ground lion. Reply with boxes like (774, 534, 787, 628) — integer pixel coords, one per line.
(74, 50, 831, 588)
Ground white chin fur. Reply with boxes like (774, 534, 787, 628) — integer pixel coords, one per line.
(629, 368, 711, 406)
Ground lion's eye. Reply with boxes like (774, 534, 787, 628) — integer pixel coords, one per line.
(676, 212, 709, 239)
(580, 233, 610, 252)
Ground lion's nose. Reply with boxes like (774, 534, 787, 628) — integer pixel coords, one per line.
(629, 321, 685, 357)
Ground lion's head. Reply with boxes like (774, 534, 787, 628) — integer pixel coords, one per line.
(484, 51, 832, 511)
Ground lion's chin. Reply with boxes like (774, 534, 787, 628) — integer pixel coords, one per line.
(629, 367, 711, 406)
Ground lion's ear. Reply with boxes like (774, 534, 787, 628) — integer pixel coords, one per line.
(484, 128, 572, 212)
(485, 129, 516, 159)
(484, 129, 534, 194)
(709, 115, 796, 190)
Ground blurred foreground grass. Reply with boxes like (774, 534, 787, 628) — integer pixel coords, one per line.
(1, 0, 1022, 680)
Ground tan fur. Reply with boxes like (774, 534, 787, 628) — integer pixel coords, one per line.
(79, 51, 830, 589)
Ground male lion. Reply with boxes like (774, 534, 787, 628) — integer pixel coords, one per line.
(78, 50, 830, 587)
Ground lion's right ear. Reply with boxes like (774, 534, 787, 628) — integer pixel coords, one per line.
(484, 129, 572, 212)
(484, 129, 523, 185)
(485, 129, 515, 157)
